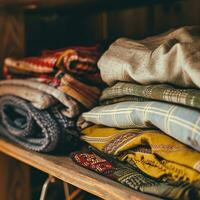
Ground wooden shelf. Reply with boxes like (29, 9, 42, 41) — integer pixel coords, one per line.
(0, 139, 163, 200)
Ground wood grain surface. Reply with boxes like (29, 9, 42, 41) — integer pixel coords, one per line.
(0, 139, 162, 200)
(0, 9, 25, 77)
(0, 152, 30, 200)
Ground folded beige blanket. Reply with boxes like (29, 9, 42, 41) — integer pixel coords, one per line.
(0, 79, 81, 117)
(98, 26, 200, 88)
(0, 85, 56, 109)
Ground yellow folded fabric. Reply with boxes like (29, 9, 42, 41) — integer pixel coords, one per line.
(81, 125, 200, 183)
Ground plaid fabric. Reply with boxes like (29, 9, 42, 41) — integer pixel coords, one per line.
(0, 79, 81, 118)
(0, 95, 80, 152)
(4, 44, 104, 86)
(71, 150, 200, 200)
(81, 125, 200, 183)
(100, 95, 146, 105)
(82, 101, 200, 152)
(98, 26, 200, 88)
(100, 82, 200, 109)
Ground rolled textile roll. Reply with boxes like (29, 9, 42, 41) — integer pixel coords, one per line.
(0, 79, 81, 118)
(98, 26, 200, 88)
(0, 84, 57, 109)
(0, 95, 80, 152)
(71, 150, 200, 200)
(81, 101, 200, 151)
(100, 82, 200, 109)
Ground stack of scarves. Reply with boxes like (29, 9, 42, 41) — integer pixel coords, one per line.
(0, 44, 105, 152)
(73, 26, 200, 199)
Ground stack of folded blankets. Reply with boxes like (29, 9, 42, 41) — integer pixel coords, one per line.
(72, 26, 200, 199)
(0, 44, 105, 152)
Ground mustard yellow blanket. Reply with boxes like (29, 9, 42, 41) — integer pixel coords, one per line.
(81, 125, 200, 183)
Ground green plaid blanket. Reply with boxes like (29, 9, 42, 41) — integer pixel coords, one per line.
(100, 82, 200, 109)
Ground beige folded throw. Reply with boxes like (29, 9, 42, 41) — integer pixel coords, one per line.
(0, 79, 80, 117)
(0, 85, 56, 109)
(98, 26, 200, 88)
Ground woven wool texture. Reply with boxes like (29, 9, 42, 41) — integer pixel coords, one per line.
(0, 95, 80, 152)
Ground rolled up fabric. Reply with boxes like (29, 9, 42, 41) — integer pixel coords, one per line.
(0, 95, 79, 152)
(0, 79, 81, 117)
(81, 125, 200, 183)
(81, 101, 200, 151)
(101, 82, 200, 109)
(98, 26, 200, 88)
(72, 150, 200, 200)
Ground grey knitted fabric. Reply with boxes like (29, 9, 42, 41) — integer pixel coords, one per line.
(0, 95, 80, 152)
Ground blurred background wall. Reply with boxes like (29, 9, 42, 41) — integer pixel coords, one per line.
(24, 0, 200, 55)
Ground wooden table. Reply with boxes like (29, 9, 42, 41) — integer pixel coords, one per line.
(0, 139, 163, 200)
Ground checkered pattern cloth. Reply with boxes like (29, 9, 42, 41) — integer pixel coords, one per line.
(82, 101, 200, 152)
(100, 95, 146, 105)
(100, 82, 200, 109)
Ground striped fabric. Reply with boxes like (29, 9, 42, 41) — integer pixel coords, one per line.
(34, 73, 101, 109)
(82, 101, 200, 151)
(100, 82, 200, 109)
(4, 44, 103, 86)
(58, 74, 101, 108)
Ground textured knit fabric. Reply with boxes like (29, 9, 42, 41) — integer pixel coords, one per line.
(71, 150, 200, 200)
(81, 125, 200, 183)
(98, 26, 200, 88)
(4, 44, 104, 86)
(0, 95, 80, 152)
(0, 84, 57, 109)
(0, 79, 81, 117)
(101, 82, 200, 109)
(81, 101, 200, 151)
